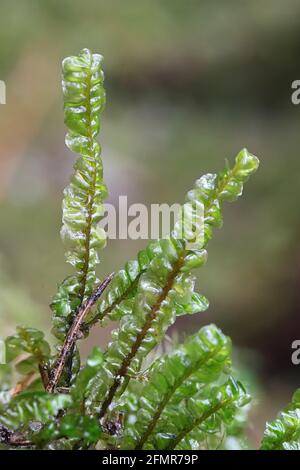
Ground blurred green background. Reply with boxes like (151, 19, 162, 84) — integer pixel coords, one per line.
(1, 0, 300, 446)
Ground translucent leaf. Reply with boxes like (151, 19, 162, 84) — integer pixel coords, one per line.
(261, 388, 300, 450)
(0, 392, 72, 430)
(87, 150, 259, 416)
(51, 48, 107, 342)
(154, 378, 250, 450)
(34, 415, 102, 447)
(6, 327, 50, 363)
(71, 346, 104, 410)
(5, 327, 50, 379)
(175, 292, 209, 316)
(121, 324, 231, 449)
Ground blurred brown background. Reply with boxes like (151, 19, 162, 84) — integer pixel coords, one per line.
(1, 0, 300, 446)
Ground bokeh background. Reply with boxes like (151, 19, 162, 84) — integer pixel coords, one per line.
(1, 0, 300, 447)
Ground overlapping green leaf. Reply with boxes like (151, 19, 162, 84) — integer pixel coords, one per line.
(90, 242, 162, 323)
(86, 150, 259, 416)
(5, 327, 50, 379)
(0, 391, 72, 430)
(120, 324, 231, 449)
(71, 346, 104, 410)
(0, 48, 262, 451)
(91, 148, 258, 326)
(90, 246, 209, 324)
(261, 388, 300, 450)
(153, 377, 250, 450)
(33, 414, 102, 448)
(51, 48, 107, 342)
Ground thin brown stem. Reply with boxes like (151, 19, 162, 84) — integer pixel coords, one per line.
(47, 273, 114, 393)
(38, 362, 50, 389)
